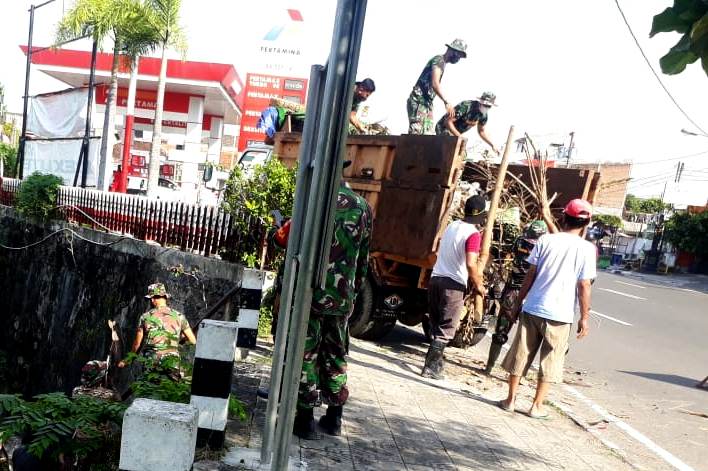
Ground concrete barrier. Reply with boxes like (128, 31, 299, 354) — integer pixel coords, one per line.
(119, 398, 198, 471)
(236, 268, 274, 349)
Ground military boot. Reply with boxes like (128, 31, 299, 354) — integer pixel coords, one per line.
(421, 339, 446, 380)
(318, 405, 343, 436)
(293, 407, 320, 440)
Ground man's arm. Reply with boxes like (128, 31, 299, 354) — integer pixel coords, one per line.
(477, 124, 500, 155)
(466, 252, 485, 295)
(117, 327, 143, 368)
(431, 65, 454, 118)
(350, 110, 365, 132)
(445, 116, 462, 137)
(576, 279, 592, 339)
(354, 206, 373, 293)
(182, 327, 197, 345)
(510, 264, 537, 323)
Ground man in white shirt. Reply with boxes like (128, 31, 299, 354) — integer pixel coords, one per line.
(498, 199, 597, 418)
(422, 195, 487, 379)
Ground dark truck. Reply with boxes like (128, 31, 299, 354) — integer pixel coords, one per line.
(273, 132, 601, 340)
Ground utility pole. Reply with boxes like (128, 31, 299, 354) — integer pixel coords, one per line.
(565, 131, 575, 167)
(16, 0, 56, 179)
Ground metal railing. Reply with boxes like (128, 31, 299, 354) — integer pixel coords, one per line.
(0, 177, 266, 260)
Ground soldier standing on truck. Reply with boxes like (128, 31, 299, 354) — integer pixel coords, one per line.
(422, 195, 487, 380)
(349, 78, 376, 134)
(407, 39, 467, 135)
(435, 92, 501, 156)
(293, 180, 373, 440)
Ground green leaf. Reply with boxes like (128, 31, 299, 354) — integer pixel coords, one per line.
(651, 7, 693, 36)
(660, 33, 700, 74)
(690, 13, 708, 59)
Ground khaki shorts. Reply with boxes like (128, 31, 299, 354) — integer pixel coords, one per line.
(502, 312, 571, 383)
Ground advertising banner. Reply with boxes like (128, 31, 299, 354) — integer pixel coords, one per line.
(27, 88, 89, 139)
(23, 139, 99, 186)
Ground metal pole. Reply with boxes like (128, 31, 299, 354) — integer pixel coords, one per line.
(260, 64, 326, 466)
(119, 57, 139, 193)
(81, 38, 99, 188)
(270, 1, 368, 469)
(17, 5, 36, 180)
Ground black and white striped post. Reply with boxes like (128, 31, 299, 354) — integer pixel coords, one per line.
(190, 319, 239, 449)
(236, 268, 274, 349)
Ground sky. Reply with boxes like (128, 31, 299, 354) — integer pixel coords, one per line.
(1, 0, 707, 206)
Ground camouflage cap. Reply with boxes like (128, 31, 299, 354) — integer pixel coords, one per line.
(445, 39, 468, 57)
(145, 282, 170, 299)
(525, 220, 548, 239)
(478, 92, 497, 107)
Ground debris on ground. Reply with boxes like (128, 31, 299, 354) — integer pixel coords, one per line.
(678, 409, 708, 419)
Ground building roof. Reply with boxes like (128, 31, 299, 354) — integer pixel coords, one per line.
(20, 46, 244, 125)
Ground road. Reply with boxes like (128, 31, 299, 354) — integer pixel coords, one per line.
(561, 271, 708, 470)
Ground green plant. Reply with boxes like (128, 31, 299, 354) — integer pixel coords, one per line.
(0, 143, 17, 178)
(651, 0, 708, 75)
(222, 158, 297, 267)
(594, 214, 623, 229)
(0, 392, 126, 465)
(665, 211, 708, 256)
(15, 172, 63, 222)
(624, 194, 667, 214)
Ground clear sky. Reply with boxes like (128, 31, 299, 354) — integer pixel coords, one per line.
(1, 0, 707, 205)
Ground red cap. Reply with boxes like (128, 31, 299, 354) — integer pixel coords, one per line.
(563, 199, 593, 219)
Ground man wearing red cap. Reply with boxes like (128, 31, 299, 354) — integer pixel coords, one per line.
(498, 199, 597, 419)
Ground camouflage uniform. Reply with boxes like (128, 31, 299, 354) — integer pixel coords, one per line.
(407, 55, 446, 134)
(298, 184, 373, 409)
(435, 100, 488, 136)
(138, 285, 191, 378)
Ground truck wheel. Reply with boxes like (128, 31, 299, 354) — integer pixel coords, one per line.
(349, 278, 396, 340)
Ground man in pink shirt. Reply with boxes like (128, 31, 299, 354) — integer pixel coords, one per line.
(422, 195, 487, 379)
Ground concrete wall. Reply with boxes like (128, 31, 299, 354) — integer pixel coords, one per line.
(0, 207, 244, 396)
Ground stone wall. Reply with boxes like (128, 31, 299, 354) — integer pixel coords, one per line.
(0, 206, 244, 396)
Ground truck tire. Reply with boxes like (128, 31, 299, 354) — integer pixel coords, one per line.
(349, 278, 396, 340)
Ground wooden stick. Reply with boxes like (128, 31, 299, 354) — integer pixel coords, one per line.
(473, 126, 515, 322)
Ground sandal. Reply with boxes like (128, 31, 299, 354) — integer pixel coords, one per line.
(497, 400, 515, 412)
(528, 409, 551, 420)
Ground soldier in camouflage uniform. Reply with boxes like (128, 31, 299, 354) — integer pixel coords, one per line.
(407, 39, 467, 135)
(118, 283, 197, 380)
(294, 183, 373, 440)
(485, 220, 548, 373)
(435, 93, 501, 155)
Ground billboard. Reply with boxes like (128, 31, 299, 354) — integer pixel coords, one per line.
(237, 73, 308, 151)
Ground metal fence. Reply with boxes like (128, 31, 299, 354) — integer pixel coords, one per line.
(0, 177, 267, 261)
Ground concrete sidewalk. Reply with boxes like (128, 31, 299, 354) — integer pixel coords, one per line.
(207, 332, 634, 471)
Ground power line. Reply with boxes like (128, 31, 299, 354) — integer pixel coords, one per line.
(613, 0, 708, 136)
(630, 149, 708, 165)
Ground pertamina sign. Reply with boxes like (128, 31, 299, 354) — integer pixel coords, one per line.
(257, 8, 305, 75)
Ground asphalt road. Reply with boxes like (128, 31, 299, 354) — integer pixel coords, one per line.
(563, 271, 708, 470)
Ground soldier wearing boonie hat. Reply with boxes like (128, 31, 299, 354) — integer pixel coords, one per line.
(407, 39, 467, 135)
(118, 282, 197, 379)
(435, 91, 500, 155)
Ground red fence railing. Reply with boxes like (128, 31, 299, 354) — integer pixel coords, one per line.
(0, 178, 266, 261)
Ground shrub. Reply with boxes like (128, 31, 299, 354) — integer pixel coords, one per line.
(0, 392, 126, 467)
(0, 143, 17, 178)
(15, 172, 63, 222)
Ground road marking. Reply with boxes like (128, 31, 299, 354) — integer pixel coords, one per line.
(590, 309, 633, 326)
(564, 386, 695, 471)
(615, 280, 646, 289)
(599, 288, 646, 300)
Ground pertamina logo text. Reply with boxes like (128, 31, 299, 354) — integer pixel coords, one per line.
(260, 9, 303, 57)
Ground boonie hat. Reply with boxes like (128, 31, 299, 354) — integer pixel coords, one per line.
(478, 92, 497, 107)
(563, 199, 593, 220)
(145, 282, 170, 299)
(445, 38, 468, 58)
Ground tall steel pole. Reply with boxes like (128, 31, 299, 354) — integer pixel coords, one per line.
(80, 39, 99, 188)
(263, 1, 368, 469)
(17, 0, 56, 179)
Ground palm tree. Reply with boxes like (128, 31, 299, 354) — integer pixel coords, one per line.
(143, 0, 187, 198)
(57, 0, 159, 191)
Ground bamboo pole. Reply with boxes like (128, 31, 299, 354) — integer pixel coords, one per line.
(473, 125, 515, 322)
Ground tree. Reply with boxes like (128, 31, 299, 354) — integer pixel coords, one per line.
(144, 0, 187, 198)
(594, 214, 623, 229)
(650, 0, 708, 76)
(624, 194, 667, 213)
(665, 211, 708, 257)
(0, 143, 18, 178)
(57, 0, 159, 191)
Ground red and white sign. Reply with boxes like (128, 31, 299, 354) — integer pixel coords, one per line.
(237, 73, 308, 150)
